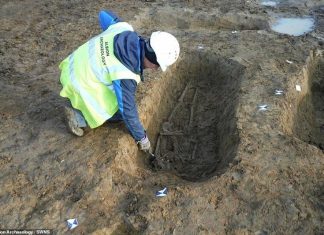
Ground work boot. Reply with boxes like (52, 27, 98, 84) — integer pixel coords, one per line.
(64, 106, 87, 137)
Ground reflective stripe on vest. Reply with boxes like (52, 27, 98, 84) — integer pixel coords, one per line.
(59, 22, 141, 128)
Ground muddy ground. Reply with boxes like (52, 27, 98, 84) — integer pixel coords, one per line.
(1, 0, 324, 234)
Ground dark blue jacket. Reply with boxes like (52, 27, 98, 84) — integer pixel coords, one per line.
(99, 10, 146, 141)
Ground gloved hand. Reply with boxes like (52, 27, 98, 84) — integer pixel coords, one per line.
(137, 135, 151, 153)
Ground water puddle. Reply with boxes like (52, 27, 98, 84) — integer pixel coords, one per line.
(261, 1, 277, 7)
(270, 17, 315, 36)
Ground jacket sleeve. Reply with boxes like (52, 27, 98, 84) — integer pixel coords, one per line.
(112, 79, 146, 141)
(98, 10, 122, 31)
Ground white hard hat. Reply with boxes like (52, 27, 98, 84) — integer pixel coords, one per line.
(150, 31, 180, 72)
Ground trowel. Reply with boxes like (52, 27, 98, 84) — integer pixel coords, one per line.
(147, 150, 157, 168)
(148, 151, 155, 160)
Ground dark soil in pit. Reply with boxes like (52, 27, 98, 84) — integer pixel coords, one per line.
(151, 54, 244, 181)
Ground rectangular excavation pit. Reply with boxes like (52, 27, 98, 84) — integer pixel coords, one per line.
(146, 52, 245, 181)
(132, 7, 268, 32)
(284, 50, 324, 150)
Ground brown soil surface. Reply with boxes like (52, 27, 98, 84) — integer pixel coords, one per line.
(1, 0, 324, 234)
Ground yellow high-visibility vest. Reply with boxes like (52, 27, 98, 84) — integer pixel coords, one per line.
(59, 22, 141, 128)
